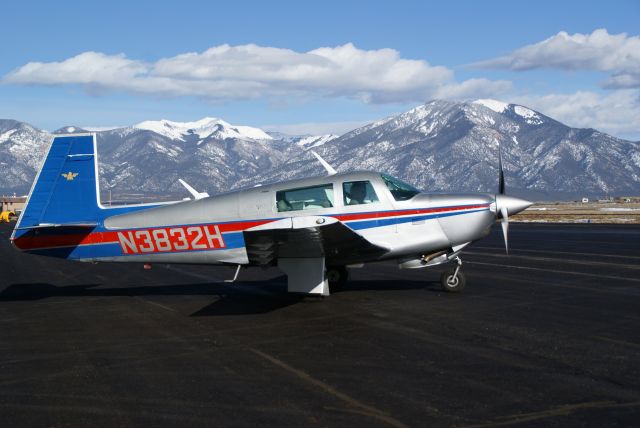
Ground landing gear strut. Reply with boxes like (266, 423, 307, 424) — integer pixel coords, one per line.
(440, 256, 466, 292)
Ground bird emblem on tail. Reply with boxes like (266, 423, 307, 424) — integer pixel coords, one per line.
(61, 172, 79, 181)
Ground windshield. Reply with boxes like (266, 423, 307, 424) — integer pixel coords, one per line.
(381, 173, 421, 201)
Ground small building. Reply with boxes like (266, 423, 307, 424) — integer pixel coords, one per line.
(0, 196, 27, 214)
(615, 196, 640, 203)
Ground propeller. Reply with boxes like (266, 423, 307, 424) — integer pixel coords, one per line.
(494, 142, 533, 254)
(497, 142, 508, 253)
(498, 141, 505, 195)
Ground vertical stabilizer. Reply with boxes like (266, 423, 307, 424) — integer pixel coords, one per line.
(16, 133, 100, 229)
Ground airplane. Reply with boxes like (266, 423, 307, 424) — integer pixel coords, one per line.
(10, 133, 532, 296)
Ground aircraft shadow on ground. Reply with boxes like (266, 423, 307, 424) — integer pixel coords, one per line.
(0, 277, 437, 316)
(0, 279, 297, 316)
(345, 279, 441, 292)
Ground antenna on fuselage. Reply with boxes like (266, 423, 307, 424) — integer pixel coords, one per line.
(178, 179, 209, 200)
(310, 150, 337, 176)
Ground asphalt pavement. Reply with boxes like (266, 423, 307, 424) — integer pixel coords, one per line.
(0, 222, 638, 427)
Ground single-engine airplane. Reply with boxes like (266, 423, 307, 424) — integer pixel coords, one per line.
(11, 133, 531, 296)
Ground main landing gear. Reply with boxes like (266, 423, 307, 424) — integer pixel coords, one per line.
(326, 266, 349, 293)
(440, 256, 466, 292)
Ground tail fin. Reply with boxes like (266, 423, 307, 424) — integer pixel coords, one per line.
(16, 133, 101, 229)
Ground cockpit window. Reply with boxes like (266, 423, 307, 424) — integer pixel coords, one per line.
(276, 184, 334, 212)
(381, 173, 420, 201)
(343, 181, 379, 205)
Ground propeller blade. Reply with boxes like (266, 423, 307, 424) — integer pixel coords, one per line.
(498, 142, 505, 194)
(500, 206, 509, 254)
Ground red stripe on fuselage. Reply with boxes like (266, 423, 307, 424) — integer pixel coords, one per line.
(12, 219, 273, 251)
(12, 204, 490, 251)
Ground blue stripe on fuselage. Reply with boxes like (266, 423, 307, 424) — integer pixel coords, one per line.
(344, 208, 489, 230)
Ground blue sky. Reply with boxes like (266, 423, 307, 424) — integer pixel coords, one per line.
(1, 0, 639, 139)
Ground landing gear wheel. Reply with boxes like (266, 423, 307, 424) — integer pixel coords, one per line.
(440, 268, 466, 292)
(327, 266, 349, 292)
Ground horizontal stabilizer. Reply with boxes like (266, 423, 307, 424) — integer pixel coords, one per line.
(310, 151, 337, 176)
(178, 179, 209, 200)
(16, 222, 98, 231)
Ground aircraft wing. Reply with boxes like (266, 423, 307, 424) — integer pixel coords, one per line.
(243, 215, 389, 266)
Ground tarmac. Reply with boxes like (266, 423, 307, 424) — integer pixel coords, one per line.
(0, 221, 639, 427)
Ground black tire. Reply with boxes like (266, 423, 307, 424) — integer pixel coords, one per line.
(327, 266, 349, 292)
(440, 268, 466, 292)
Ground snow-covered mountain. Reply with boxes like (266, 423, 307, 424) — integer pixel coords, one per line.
(1, 101, 639, 200)
(0, 120, 51, 195)
(94, 124, 295, 195)
(245, 100, 640, 199)
(134, 117, 272, 142)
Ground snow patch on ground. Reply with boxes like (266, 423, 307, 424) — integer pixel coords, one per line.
(295, 134, 338, 148)
(417, 121, 438, 135)
(0, 129, 17, 143)
(514, 106, 535, 118)
(232, 125, 273, 141)
(473, 99, 508, 113)
(514, 105, 543, 125)
(149, 141, 181, 157)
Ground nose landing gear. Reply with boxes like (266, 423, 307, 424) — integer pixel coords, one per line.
(440, 256, 466, 292)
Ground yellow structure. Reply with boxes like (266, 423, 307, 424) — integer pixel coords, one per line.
(0, 211, 16, 222)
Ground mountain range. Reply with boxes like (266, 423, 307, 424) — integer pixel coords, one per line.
(1, 100, 638, 200)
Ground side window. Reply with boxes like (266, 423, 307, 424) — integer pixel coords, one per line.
(276, 184, 334, 212)
(343, 181, 379, 206)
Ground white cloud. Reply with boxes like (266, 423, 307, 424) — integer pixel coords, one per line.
(475, 29, 640, 89)
(3, 43, 510, 104)
(513, 89, 640, 140)
(6, 52, 147, 86)
(435, 78, 512, 100)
